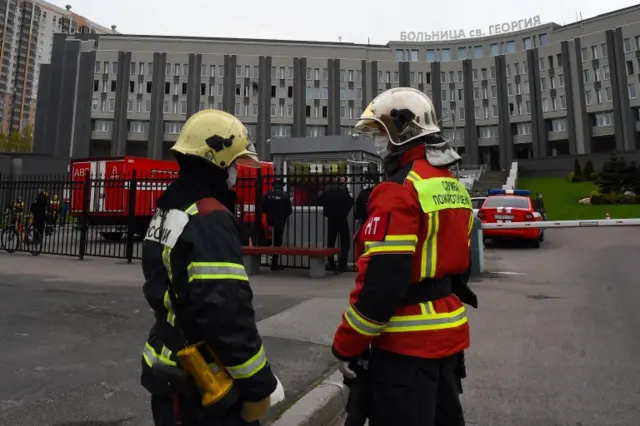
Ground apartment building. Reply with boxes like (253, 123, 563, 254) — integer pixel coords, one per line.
(34, 5, 640, 170)
(0, 1, 113, 136)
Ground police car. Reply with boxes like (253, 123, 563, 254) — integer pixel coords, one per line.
(477, 189, 544, 248)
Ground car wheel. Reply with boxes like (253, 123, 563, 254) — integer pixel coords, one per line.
(531, 238, 540, 248)
(539, 230, 545, 242)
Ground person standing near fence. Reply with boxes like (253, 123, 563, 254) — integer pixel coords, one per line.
(332, 88, 478, 426)
(261, 179, 292, 271)
(30, 189, 49, 241)
(317, 176, 353, 273)
(140, 109, 279, 426)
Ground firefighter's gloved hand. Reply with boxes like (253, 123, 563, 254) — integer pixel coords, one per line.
(338, 361, 357, 379)
(240, 398, 271, 422)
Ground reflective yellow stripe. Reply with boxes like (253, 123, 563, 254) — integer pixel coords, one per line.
(362, 234, 418, 256)
(343, 304, 385, 337)
(187, 262, 249, 282)
(226, 345, 268, 379)
(384, 304, 468, 333)
(162, 289, 176, 327)
(162, 246, 173, 281)
(467, 213, 474, 236)
(420, 212, 439, 279)
(185, 203, 199, 215)
(142, 342, 177, 367)
(405, 170, 422, 183)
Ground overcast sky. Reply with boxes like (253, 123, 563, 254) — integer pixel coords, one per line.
(51, 0, 638, 45)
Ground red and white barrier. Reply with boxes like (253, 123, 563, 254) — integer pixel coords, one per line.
(482, 218, 640, 230)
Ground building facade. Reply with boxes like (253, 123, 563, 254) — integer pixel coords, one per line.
(34, 5, 640, 170)
(0, 1, 113, 136)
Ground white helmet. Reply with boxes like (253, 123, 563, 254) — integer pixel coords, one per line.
(355, 88, 441, 158)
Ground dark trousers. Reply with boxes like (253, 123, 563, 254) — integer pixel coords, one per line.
(151, 393, 259, 426)
(368, 347, 465, 426)
(271, 225, 285, 266)
(326, 217, 350, 269)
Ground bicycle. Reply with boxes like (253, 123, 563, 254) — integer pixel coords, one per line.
(1, 218, 43, 256)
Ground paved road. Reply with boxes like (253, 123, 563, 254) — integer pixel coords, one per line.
(0, 253, 353, 426)
(335, 227, 640, 426)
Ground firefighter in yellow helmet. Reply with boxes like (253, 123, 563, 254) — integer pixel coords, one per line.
(141, 109, 280, 425)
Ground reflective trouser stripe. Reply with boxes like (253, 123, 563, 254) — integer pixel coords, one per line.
(143, 342, 177, 367)
(187, 262, 249, 282)
(343, 304, 385, 336)
(225, 345, 268, 379)
(420, 211, 439, 279)
(384, 304, 468, 332)
(362, 235, 418, 256)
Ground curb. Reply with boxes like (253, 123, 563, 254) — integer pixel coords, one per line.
(270, 370, 348, 426)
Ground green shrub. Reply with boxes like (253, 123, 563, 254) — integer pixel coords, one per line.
(590, 193, 640, 205)
(573, 158, 582, 179)
(583, 161, 595, 180)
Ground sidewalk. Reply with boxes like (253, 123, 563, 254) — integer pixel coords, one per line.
(0, 252, 354, 425)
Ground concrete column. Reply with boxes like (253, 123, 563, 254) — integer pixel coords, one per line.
(609, 28, 636, 151)
(293, 57, 308, 137)
(257, 56, 272, 159)
(561, 41, 578, 155)
(360, 60, 369, 109)
(327, 58, 340, 136)
(222, 55, 236, 114)
(430, 61, 442, 119)
(527, 48, 546, 157)
(462, 59, 479, 164)
(147, 52, 167, 159)
(571, 38, 591, 154)
(495, 55, 512, 169)
(110, 51, 131, 156)
(70, 50, 96, 158)
(55, 39, 81, 158)
(186, 53, 202, 119)
(33, 63, 51, 154)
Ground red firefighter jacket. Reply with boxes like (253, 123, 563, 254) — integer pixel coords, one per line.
(333, 146, 474, 360)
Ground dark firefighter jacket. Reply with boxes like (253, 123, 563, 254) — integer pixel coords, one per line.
(333, 145, 476, 360)
(261, 188, 292, 229)
(140, 158, 277, 402)
(317, 183, 353, 218)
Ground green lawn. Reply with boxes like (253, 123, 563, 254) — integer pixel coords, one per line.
(518, 177, 640, 220)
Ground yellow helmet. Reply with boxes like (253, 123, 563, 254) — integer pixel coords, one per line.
(171, 109, 260, 168)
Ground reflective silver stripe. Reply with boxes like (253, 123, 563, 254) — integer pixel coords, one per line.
(143, 345, 157, 365)
(226, 346, 268, 379)
(187, 264, 248, 280)
(143, 343, 177, 366)
(344, 308, 385, 336)
(364, 240, 417, 249)
(385, 310, 467, 330)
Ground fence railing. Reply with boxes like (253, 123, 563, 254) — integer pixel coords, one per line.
(0, 169, 390, 270)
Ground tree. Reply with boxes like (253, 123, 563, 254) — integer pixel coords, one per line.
(622, 161, 640, 194)
(7, 131, 21, 152)
(0, 133, 7, 151)
(573, 158, 582, 178)
(596, 154, 626, 194)
(583, 160, 595, 180)
(19, 124, 33, 152)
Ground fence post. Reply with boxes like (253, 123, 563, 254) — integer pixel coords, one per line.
(125, 170, 138, 264)
(78, 175, 91, 260)
(469, 217, 484, 276)
(253, 169, 264, 245)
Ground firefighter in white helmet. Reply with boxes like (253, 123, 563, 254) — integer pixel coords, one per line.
(140, 109, 280, 425)
(332, 88, 478, 426)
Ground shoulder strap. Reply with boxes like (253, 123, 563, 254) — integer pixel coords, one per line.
(160, 196, 229, 346)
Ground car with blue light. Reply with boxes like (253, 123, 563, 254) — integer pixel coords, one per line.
(477, 189, 544, 248)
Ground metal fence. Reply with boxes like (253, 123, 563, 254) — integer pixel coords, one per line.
(0, 168, 387, 270)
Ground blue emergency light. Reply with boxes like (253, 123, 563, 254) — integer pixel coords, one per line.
(487, 189, 532, 197)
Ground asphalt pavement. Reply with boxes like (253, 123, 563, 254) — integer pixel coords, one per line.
(0, 253, 353, 426)
(334, 227, 640, 426)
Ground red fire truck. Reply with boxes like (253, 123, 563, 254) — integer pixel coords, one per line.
(69, 156, 274, 240)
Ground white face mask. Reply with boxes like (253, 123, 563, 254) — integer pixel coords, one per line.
(374, 135, 391, 159)
(226, 164, 238, 189)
